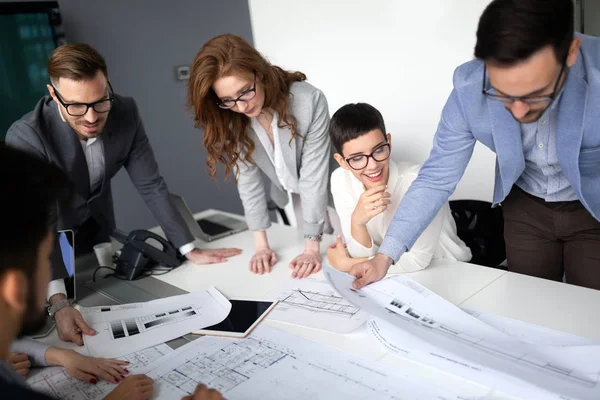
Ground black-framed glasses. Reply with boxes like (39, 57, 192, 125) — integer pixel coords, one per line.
(345, 143, 391, 170)
(216, 75, 257, 109)
(482, 59, 567, 105)
(52, 81, 115, 116)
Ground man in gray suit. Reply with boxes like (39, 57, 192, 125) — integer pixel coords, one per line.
(6, 43, 241, 346)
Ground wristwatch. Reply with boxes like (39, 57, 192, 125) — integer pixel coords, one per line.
(304, 234, 323, 242)
(47, 299, 72, 320)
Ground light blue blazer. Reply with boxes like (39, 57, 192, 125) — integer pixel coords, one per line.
(380, 34, 600, 262)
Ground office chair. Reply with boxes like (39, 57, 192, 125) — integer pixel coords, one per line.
(449, 200, 507, 269)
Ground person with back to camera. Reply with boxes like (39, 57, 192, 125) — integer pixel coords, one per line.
(0, 144, 224, 400)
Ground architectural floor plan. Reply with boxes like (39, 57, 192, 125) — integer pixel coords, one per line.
(144, 324, 466, 400)
(27, 344, 173, 400)
(265, 278, 370, 333)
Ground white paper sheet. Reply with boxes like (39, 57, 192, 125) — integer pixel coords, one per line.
(143, 324, 471, 400)
(82, 287, 231, 358)
(264, 277, 370, 333)
(462, 309, 598, 347)
(26, 343, 173, 400)
(323, 264, 600, 400)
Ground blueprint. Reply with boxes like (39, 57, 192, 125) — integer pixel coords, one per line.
(26, 343, 172, 400)
(82, 287, 231, 358)
(323, 264, 600, 400)
(265, 278, 370, 333)
(144, 324, 469, 400)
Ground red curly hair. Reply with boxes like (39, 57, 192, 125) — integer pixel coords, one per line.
(188, 34, 306, 179)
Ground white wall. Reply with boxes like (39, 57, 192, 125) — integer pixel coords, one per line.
(249, 0, 495, 201)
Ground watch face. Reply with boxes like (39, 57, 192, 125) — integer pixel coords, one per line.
(48, 300, 69, 319)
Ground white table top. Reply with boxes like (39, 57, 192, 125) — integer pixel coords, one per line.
(461, 271, 600, 340)
(46, 209, 600, 399)
(151, 210, 510, 369)
(153, 210, 507, 305)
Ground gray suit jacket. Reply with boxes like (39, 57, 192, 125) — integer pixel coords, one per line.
(236, 81, 337, 236)
(6, 95, 194, 277)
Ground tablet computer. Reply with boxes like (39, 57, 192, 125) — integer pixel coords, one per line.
(193, 299, 278, 338)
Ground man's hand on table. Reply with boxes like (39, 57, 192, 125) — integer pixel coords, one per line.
(349, 253, 394, 289)
(186, 248, 242, 264)
(51, 294, 96, 346)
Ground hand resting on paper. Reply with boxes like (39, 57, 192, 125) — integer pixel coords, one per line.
(182, 383, 225, 400)
(9, 346, 129, 384)
(52, 300, 96, 346)
(349, 253, 393, 289)
(104, 378, 224, 400)
(45, 347, 129, 384)
(104, 375, 154, 400)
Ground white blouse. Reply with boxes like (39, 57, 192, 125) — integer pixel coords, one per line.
(331, 160, 472, 273)
(251, 112, 299, 193)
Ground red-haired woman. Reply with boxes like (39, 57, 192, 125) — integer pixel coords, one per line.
(188, 34, 338, 279)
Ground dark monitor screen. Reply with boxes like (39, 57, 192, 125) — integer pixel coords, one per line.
(0, 2, 62, 139)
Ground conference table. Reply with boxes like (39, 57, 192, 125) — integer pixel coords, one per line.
(42, 209, 600, 399)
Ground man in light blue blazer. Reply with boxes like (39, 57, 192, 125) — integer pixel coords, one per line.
(351, 0, 600, 290)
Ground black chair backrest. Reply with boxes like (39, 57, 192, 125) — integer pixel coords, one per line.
(449, 200, 506, 269)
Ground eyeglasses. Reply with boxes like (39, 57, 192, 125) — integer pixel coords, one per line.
(216, 75, 257, 109)
(482, 59, 567, 105)
(345, 143, 391, 170)
(52, 81, 115, 116)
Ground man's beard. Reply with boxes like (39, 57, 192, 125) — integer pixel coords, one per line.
(509, 108, 546, 124)
(17, 288, 47, 337)
(67, 118, 105, 140)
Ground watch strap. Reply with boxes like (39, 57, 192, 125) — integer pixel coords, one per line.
(304, 234, 323, 242)
(48, 298, 71, 320)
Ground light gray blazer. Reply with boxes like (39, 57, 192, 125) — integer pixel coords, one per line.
(236, 81, 337, 236)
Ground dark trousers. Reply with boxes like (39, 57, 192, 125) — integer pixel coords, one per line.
(503, 186, 600, 290)
(75, 216, 111, 256)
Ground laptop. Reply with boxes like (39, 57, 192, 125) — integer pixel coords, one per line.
(170, 194, 248, 242)
(32, 230, 75, 338)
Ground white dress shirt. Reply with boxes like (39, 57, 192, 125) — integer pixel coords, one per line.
(331, 160, 472, 273)
(48, 106, 195, 301)
(251, 112, 299, 193)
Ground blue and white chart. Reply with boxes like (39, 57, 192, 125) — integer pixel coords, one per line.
(82, 287, 231, 358)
